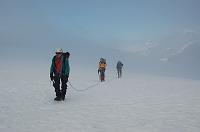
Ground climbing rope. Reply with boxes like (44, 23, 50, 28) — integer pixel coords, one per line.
(68, 81, 101, 92)
(68, 75, 118, 92)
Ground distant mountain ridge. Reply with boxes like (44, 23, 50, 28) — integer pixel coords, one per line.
(116, 29, 200, 79)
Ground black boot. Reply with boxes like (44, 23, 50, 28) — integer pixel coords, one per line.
(60, 93, 66, 101)
(61, 96, 65, 101)
(54, 96, 61, 101)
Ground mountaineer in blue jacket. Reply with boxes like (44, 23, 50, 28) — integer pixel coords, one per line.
(50, 48, 70, 101)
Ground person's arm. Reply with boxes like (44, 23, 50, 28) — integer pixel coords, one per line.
(64, 59, 70, 76)
(50, 56, 55, 80)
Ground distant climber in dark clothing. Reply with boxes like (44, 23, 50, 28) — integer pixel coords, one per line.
(116, 61, 123, 78)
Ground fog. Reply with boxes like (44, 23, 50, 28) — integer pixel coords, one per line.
(0, 0, 200, 79)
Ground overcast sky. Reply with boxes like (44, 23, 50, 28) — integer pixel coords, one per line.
(0, 0, 200, 62)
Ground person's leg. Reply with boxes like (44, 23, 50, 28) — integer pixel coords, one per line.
(53, 75, 61, 100)
(100, 70, 104, 82)
(100, 70, 103, 81)
(117, 69, 120, 78)
(102, 69, 105, 81)
(61, 75, 68, 100)
(119, 69, 122, 78)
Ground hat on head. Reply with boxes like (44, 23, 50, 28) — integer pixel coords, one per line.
(55, 48, 63, 53)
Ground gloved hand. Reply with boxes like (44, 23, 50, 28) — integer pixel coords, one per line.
(50, 73, 54, 81)
(98, 69, 100, 74)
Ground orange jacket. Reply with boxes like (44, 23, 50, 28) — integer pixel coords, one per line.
(98, 62, 107, 70)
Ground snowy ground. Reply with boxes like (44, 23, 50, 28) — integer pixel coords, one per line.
(0, 67, 200, 132)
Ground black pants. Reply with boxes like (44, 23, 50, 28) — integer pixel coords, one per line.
(53, 74, 68, 98)
(99, 69, 105, 81)
(117, 69, 122, 78)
